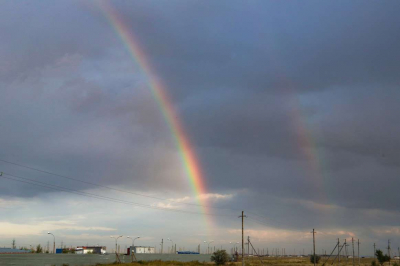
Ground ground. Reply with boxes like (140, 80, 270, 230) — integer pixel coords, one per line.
(98, 256, 377, 266)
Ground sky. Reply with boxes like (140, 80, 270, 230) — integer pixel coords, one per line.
(1, 0, 400, 255)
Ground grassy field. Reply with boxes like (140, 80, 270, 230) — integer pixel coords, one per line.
(98, 256, 376, 266)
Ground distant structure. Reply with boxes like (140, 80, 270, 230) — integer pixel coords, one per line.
(0, 248, 30, 254)
(76, 246, 106, 254)
(177, 251, 200, 254)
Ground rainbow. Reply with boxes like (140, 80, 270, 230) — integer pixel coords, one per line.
(97, 2, 210, 219)
(262, 49, 328, 203)
(287, 91, 328, 203)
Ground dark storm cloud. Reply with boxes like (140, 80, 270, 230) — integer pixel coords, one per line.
(1, 0, 400, 238)
(0, 0, 115, 81)
(112, 1, 400, 97)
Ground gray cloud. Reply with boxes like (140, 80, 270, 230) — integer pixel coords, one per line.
(1, 0, 400, 254)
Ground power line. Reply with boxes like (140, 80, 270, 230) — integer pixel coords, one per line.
(247, 214, 304, 229)
(246, 209, 310, 227)
(0, 158, 242, 212)
(0, 172, 234, 217)
(0, 158, 305, 226)
(0, 159, 196, 203)
(247, 217, 271, 227)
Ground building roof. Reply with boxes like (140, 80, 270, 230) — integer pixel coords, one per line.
(77, 246, 106, 249)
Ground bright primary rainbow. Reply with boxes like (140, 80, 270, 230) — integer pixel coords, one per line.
(97, 2, 210, 219)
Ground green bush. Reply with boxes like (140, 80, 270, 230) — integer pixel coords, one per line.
(372, 260, 377, 266)
(310, 254, 321, 264)
(35, 244, 43, 253)
(211, 250, 230, 265)
(376, 249, 390, 266)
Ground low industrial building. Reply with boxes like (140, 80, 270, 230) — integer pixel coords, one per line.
(76, 246, 106, 254)
(128, 246, 155, 254)
(0, 248, 31, 254)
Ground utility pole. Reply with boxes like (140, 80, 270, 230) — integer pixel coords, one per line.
(398, 247, 399, 265)
(388, 240, 391, 266)
(358, 239, 360, 266)
(374, 243, 376, 259)
(352, 237, 355, 266)
(239, 211, 246, 266)
(338, 238, 340, 266)
(312, 229, 316, 266)
(397, 247, 400, 263)
(248, 236, 250, 256)
(161, 239, 163, 254)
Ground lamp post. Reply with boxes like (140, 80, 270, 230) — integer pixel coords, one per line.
(133, 236, 140, 247)
(127, 236, 140, 254)
(230, 241, 239, 254)
(167, 238, 174, 254)
(204, 240, 214, 254)
(110, 235, 123, 254)
(47, 232, 55, 254)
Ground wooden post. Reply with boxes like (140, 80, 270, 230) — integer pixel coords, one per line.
(338, 238, 340, 266)
(313, 229, 316, 266)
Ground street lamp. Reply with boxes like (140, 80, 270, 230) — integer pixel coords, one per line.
(230, 241, 239, 254)
(133, 236, 140, 247)
(127, 236, 140, 247)
(167, 238, 174, 254)
(110, 235, 123, 254)
(47, 232, 55, 254)
(204, 240, 214, 254)
(127, 236, 140, 253)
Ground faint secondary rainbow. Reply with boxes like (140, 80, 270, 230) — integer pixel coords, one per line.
(97, 2, 210, 218)
(288, 93, 327, 202)
(259, 34, 328, 202)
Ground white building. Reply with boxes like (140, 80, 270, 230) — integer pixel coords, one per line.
(76, 246, 106, 254)
(130, 246, 155, 254)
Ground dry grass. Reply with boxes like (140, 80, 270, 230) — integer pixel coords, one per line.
(98, 256, 376, 266)
(98, 260, 218, 266)
(240, 256, 375, 266)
